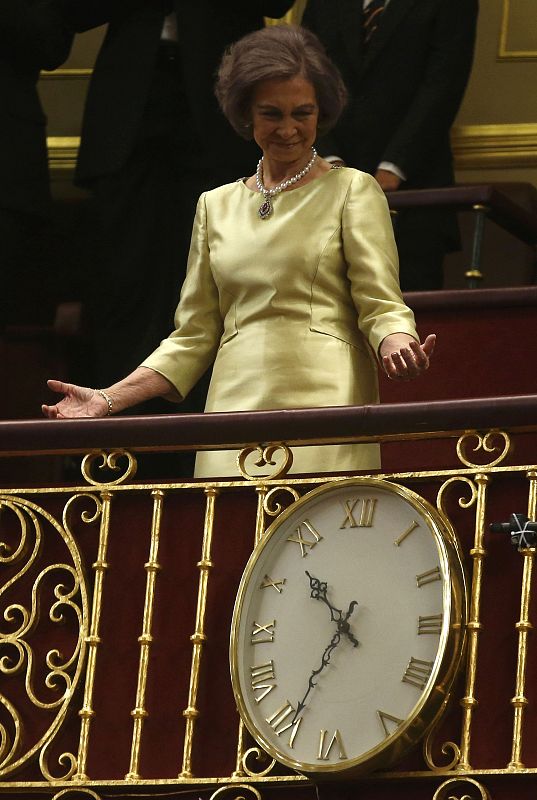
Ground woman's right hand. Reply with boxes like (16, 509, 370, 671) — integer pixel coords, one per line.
(41, 380, 110, 419)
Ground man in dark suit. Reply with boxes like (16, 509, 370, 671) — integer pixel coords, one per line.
(0, 0, 72, 332)
(60, 0, 294, 398)
(302, 0, 479, 290)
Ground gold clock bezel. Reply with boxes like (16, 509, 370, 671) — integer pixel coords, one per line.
(230, 477, 467, 777)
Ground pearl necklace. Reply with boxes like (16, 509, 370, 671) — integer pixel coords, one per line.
(256, 147, 317, 219)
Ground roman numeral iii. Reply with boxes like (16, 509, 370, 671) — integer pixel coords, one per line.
(418, 614, 443, 635)
(402, 657, 434, 689)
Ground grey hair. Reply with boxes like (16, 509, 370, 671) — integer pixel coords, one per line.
(215, 25, 348, 139)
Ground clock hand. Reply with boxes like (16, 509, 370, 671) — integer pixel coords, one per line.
(293, 626, 343, 723)
(292, 575, 360, 723)
(305, 570, 359, 647)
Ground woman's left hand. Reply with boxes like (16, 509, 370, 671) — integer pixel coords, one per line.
(380, 333, 436, 381)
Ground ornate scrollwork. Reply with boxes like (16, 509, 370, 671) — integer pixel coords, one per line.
(424, 721, 461, 772)
(241, 745, 277, 777)
(81, 450, 137, 486)
(52, 789, 102, 800)
(437, 476, 478, 517)
(209, 785, 262, 800)
(432, 776, 490, 800)
(0, 496, 88, 777)
(0, 696, 20, 771)
(62, 494, 102, 534)
(40, 743, 77, 782)
(238, 445, 293, 480)
(263, 486, 301, 518)
(456, 430, 511, 469)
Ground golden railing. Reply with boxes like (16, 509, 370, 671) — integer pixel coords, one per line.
(0, 396, 537, 800)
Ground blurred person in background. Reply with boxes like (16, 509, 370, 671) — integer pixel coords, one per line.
(302, 0, 479, 291)
(1, 0, 72, 334)
(58, 0, 294, 412)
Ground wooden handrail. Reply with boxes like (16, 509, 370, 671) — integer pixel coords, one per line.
(0, 394, 536, 457)
(404, 285, 537, 310)
(386, 183, 537, 245)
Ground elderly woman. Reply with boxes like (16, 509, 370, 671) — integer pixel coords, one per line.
(43, 25, 435, 477)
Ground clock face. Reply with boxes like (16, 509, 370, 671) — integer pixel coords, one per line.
(230, 478, 466, 776)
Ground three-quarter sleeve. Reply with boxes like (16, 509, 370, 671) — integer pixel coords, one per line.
(141, 193, 224, 400)
(342, 172, 419, 355)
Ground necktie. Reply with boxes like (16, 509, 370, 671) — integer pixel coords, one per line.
(363, 0, 385, 46)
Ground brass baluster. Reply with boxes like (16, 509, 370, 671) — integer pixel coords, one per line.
(457, 473, 489, 771)
(179, 487, 219, 778)
(465, 203, 488, 288)
(233, 484, 268, 778)
(126, 489, 165, 779)
(508, 469, 537, 769)
(74, 490, 113, 780)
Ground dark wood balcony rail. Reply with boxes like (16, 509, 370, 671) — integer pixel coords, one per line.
(386, 182, 537, 288)
(0, 394, 536, 458)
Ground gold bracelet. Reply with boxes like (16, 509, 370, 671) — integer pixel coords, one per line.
(96, 389, 113, 416)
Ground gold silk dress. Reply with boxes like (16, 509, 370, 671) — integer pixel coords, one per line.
(141, 167, 418, 477)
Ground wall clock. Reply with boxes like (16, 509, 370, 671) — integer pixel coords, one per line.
(230, 477, 467, 777)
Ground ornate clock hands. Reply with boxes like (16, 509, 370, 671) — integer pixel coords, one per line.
(305, 570, 359, 647)
(292, 573, 359, 722)
(293, 626, 342, 721)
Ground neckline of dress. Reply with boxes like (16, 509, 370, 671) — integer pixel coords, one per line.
(239, 164, 344, 197)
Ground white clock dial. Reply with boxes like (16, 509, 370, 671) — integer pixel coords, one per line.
(230, 478, 466, 776)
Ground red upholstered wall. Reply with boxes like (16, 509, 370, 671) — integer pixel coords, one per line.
(379, 287, 537, 473)
(380, 287, 537, 405)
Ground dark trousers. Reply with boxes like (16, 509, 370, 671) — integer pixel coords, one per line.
(393, 208, 449, 291)
(397, 245, 444, 292)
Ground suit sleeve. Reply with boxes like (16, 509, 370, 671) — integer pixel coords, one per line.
(342, 172, 418, 355)
(221, 0, 295, 18)
(382, 0, 478, 179)
(0, 0, 73, 70)
(57, 0, 142, 32)
(141, 194, 224, 401)
(261, 0, 295, 17)
(60, 0, 294, 33)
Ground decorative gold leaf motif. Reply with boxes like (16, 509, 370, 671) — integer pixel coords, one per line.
(81, 450, 137, 486)
(437, 477, 478, 516)
(241, 746, 277, 777)
(238, 445, 293, 480)
(424, 727, 461, 772)
(52, 789, 103, 800)
(209, 785, 263, 800)
(456, 431, 511, 468)
(263, 486, 301, 517)
(432, 776, 490, 799)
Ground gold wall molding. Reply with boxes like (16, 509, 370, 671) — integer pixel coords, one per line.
(499, 0, 537, 61)
(41, 69, 92, 80)
(48, 137, 79, 174)
(451, 123, 537, 170)
(48, 124, 537, 179)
